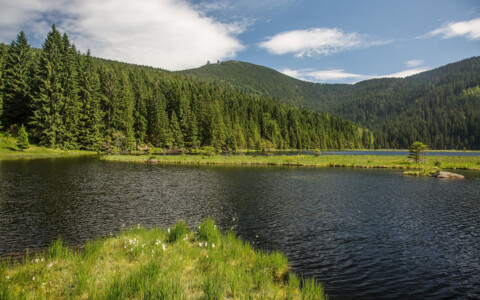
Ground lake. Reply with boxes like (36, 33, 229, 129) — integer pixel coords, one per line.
(1, 157, 479, 299)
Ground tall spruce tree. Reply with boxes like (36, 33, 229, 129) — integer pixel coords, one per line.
(131, 74, 148, 146)
(0, 43, 7, 128)
(30, 25, 64, 147)
(58, 33, 80, 149)
(2, 31, 32, 128)
(170, 111, 184, 149)
(147, 88, 170, 147)
(99, 66, 119, 137)
(78, 50, 103, 151)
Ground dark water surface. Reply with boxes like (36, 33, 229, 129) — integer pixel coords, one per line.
(1, 157, 479, 299)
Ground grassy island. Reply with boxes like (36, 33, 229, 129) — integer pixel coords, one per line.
(101, 153, 480, 174)
(0, 219, 326, 299)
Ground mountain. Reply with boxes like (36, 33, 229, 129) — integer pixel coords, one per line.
(179, 58, 480, 149)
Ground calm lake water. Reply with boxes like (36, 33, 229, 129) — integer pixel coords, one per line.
(1, 157, 479, 299)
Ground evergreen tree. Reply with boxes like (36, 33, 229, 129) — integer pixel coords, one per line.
(78, 50, 103, 151)
(16, 124, 29, 151)
(0, 43, 7, 128)
(58, 33, 80, 149)
(147, 88, 170, 147)
(170, 111, 184, 149)
(408, 141, 427, 163)
(133, 97, 148, 146)
(30, 25, 65, 147)
(99, 66, 119, 137)
(2, 31, 32, 128)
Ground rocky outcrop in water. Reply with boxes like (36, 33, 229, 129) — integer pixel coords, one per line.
(433, 171, 465, 179)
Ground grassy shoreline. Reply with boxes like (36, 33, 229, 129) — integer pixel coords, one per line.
(0, 219, 326, 299)
(0, 133, 97, 160)
(101, 153, 480, 172)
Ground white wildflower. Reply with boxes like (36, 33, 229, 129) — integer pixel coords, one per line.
(212, 243, 215, 248)
(32, 276, 35, 281)
(199, 242, 203, 247)
(162, 243, 166, 251)
(168, 228, 170, 234)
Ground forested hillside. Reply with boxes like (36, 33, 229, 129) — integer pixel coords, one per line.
(180, 58, 480, 150)
(0, 26, 375, 152)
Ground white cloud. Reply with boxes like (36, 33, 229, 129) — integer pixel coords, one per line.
(421, 18, 480, 40)
(0, 0, 245, 70)
(260, 27, 388, 57)
(281, 67, 428, 83)
(281, 68, 369, 83)
(405, 60, 424, 68)
(380, 68, 429, 79)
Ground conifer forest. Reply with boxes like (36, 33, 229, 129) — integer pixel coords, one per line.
(0, 26, 375, 152)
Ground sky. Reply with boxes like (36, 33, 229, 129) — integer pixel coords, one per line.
(0, 0, 479, 83)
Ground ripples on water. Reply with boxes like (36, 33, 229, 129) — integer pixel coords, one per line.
(1, 157, 479, 299)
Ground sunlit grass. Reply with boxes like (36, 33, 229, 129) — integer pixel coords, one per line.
(0, 133, 97, 160)
(102, 153, 480, 172)
(0, 219, 327, 299)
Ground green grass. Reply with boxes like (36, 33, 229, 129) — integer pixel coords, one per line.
(102, 153, 480, 174)
(0, 220, 327, 299)
(0, 132, 97, 160)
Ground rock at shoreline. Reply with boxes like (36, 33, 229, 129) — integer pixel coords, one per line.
(433, 171, 465, 179)
(147, 158, 158, 164)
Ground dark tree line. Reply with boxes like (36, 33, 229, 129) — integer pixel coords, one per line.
(0, 26, 375, 152)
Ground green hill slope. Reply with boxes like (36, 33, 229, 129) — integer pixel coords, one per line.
(180, 58, 480, 149)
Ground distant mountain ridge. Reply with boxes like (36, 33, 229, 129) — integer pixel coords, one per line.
(179, 57, 480, 149)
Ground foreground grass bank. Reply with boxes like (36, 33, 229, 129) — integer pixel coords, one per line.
(0, 219, 326, 299)
(0, 133, 96, 160)
(101, 153, 480, 172)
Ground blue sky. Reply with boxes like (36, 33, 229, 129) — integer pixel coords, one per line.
(1, 0, 479, 83)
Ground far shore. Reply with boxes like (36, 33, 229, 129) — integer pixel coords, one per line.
(101, 153, 480, 173)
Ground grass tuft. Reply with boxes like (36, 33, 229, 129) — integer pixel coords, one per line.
(197, 217, 221, 244)
(301, 277, 328, 300)
(202, 274, 225, 300)
(167, 221, 190, 243)
(48, 237, 71, 259)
